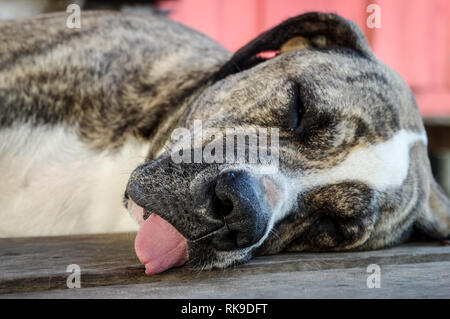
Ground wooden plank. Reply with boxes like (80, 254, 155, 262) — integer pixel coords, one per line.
(1, 233, 449, 295)
(2, 261, 449, 299)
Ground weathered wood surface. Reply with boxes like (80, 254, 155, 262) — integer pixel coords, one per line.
(4, 262, 449, 299)
(0, 233, 449, 298)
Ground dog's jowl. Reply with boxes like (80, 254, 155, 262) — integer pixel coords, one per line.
(0, 11, 449, 274)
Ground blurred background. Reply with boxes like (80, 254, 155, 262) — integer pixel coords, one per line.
(0, 0, 449, 194)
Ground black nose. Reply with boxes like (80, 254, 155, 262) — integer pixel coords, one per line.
(211, 170, 270, 250)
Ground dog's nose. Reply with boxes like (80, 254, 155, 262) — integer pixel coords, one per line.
(212, 171, 270, 250)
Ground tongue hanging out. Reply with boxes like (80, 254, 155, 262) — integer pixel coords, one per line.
(131, 201, 188, 275)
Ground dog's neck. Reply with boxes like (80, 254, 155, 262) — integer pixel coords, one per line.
(137, 47, 231, 159)
(142, 63, 225, 160)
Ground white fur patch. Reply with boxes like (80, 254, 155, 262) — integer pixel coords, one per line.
(0, 125, 147, 237)
(298, 129, 427, 191)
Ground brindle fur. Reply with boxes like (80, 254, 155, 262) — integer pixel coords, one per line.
(0, 11, 449, 270)
(0, 11, 229, 150)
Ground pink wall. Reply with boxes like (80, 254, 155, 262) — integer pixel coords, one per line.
(156, 0, 450, 117)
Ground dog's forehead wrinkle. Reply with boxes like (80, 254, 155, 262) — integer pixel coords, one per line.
(189, 51, 399, 133)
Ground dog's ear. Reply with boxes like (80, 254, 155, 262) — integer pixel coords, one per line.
(415, 178, 450, 240)
(214, 12, 373, 81)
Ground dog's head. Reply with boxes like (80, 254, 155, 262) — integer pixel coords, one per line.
(125, 12, 450, 274)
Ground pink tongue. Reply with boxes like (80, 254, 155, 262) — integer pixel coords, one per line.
(134, 214, 188, 275)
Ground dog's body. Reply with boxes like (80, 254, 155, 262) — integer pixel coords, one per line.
(1, 11, 449, 271)
(0, 11, 229, 236)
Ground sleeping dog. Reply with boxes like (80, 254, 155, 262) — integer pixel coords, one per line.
(0, 11, 449, 274)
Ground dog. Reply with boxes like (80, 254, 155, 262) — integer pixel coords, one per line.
(1, 11, 449, 274)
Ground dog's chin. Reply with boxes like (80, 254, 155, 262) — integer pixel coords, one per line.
(127, 199, 189, 275)
(127, 199, 256, 273)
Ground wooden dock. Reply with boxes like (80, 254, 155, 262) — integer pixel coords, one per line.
(0, 233, 449, 298)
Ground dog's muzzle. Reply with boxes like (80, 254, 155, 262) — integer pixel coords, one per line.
(125, 167, 273, 275)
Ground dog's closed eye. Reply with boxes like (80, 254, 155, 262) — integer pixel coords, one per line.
(287, 83, 305, 132)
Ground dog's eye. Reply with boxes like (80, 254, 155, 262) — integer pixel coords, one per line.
(287, 87, 305, 131)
